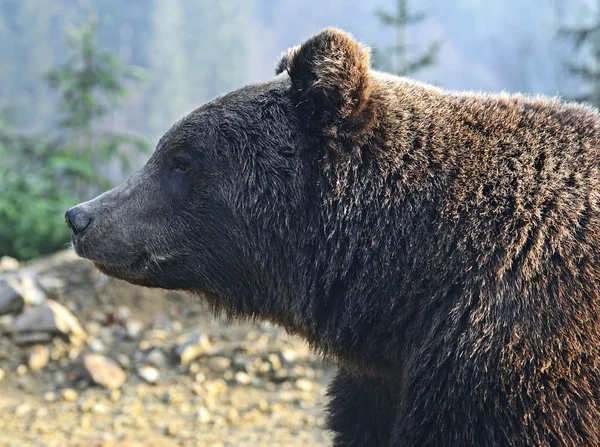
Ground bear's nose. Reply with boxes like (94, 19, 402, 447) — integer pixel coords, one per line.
(65, 206, 92, 236)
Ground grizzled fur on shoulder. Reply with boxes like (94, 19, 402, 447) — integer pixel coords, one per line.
(67, 28, 600, 446)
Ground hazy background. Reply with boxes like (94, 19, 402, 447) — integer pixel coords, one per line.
(1, 0, 600, 260)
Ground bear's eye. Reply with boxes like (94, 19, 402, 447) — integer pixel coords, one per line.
(174, 163, 189, 173)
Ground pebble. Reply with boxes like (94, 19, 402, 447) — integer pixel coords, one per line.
(0, 367, 4, 381)
(204, 379, 228, 395)
(13, 276, 47, 306)
(267, 353, 282, 371)
(281, 349, 297, 364)
(14, 403, 31, 416)
(110, 389, 121, 401)
(84, 321, 102, 336)
(16, 364, 28, 376)
(226, 408, 239, 423)
(196, 406, 211, 423)
(83, 354, 127, 390)
(0, 255, 19, 271)
(43, 391, 58, 402)
(12, 300, 87, 344)
(91, 402, 109, 414)
(125, 319, 144, 339)
(79, 398, 95, 413)
(61, 388, 78, 402)
(28, 344, 50, 371)
(117, 305, 131, 322)
(235, 371, 251, 385)
(195, 371, 206, 383)
(116, 353, 131, 369)
(207, 356, 231, 372)
(0, 281, 24, 315)
(87, 337, 106, 353)
(144, 348, 168, 367)
(295, 378, 315, 392)
(176, 332, 212, 366)
(137, 365, 159, 384)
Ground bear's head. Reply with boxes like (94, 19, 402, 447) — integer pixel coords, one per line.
(65, 28, 375, 320)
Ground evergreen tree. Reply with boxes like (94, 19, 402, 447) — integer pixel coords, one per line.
(45, 11, 148, 196)
(373, 0, 440, 77)
(560, 3, 600, 107)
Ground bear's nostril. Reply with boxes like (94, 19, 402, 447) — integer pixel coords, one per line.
(65, 207, 92, 236)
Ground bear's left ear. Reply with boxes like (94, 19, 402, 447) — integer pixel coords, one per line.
(276, 28, 372, 124)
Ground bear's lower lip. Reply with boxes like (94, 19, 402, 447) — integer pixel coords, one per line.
(72, 234, 148, 274)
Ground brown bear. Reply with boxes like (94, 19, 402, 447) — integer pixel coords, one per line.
(65, 28, 600, 446)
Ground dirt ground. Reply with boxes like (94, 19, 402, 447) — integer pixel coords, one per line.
(0, 252, 334, 446)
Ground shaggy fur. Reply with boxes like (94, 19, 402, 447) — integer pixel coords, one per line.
(67, 28, 600, 446)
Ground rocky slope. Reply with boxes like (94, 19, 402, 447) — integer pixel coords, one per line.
(0, 251, 333, 446)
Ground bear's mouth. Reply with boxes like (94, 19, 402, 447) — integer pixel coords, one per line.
(72, 233, 152, 280)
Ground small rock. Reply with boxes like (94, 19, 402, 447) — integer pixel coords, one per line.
(267, 353, 282, 371)
(196, 406, 211, 423)
(125, 319, 144, 339)
(207, 356, 231, 372)
(117, 305, 131, 322)
(28, 344, 50, 371)
(226, 408, 239, 423)
(84, 321, 102, 336)
(14, 403, 31, 416)
(87, 338, 106, 353)
(12, 276, 47, 306)
(12, 300, 87, 344)
(110, 389, 121, 402)
(176, 332, 211, 366)
(79, 398, 95, 412)
(194, 372, 206, 383)
(16, 364, 28, 376)
(0, 367, 5, 381)
(91, 402, 109, 414)
(61, 388, 78, 402)
(257, 399, 269, 413)
(0, 314, 13, 328)
(43, 391, 58, 402)
(145, 348, 168, 367)
(0, 256, 19, 271)
(165, 422, 181, 436)
(137, 365, 159, 384)
(0, 281, 24, 315)
(36, 276, 66, 296)
(83, 354, 126, 390)
(272, 369, 289, 383)
(204, 379, 228, 395)
(116, 353, 131, 369)
(53, 371, 66, 386)
(235, 371, 251, 385)
(295, 378, 314, 392)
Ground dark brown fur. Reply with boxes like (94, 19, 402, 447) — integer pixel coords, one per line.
(280, 29, 600, 446)
(67, 28, 600, 446)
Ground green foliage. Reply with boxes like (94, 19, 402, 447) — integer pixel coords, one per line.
(373, 0, 440, 77)
(0, 13, 150, 260)
(0, 126, 73, 260)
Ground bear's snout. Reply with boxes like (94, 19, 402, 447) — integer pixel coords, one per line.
(65, 206, 92, 236)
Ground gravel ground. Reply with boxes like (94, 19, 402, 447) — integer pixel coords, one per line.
(0, 251, 334, 446)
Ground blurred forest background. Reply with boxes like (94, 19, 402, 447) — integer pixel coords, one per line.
(1, 0, 600, 260)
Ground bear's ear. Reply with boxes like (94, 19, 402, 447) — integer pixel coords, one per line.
(276, 28, 372, 123)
